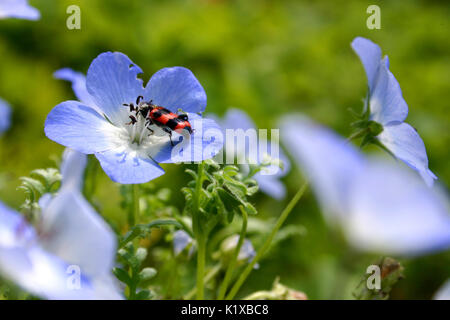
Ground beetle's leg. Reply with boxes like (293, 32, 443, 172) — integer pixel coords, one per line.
(145, 117, 153, 127)
(125, 103, 136, 113)
(163, 128, 174, 146)
(126, 115, 137, 125)
(169, 131, 174, 146)
(136, 95, 144, 105)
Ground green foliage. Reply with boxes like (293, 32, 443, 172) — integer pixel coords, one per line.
(119, 219, 184, 249)
(17, 168, 61, 202)
(115, 243, 157, 300)
(182, 160, 261, 233)
(16, 168, 61, 220)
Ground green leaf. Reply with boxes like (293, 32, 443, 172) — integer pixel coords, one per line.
(18, 177, 45, 201)
(113, 267, 133, 286)
(31, 168, 61, 190)
(184, 169, 198, 180)
(135, 289, 152, 300)
(243, 202, 257, 215)
(119, 219, 183, 248)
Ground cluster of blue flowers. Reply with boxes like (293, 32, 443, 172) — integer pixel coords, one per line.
(0, 2, 448, 300)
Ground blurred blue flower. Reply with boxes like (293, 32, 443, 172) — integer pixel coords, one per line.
(281, 114, 450, 256)
(0, 98, 11, 134)
(59, 148, 88, 191)
(46, 52, 223, 184)
(213, 108, 290, 199)
(223, 235, 259, 269)
(351, 37, 437, 186)
(0, 0, 40, 20)
(433, 279, 450, 300)
(173, 230, 194, 256)
(0, 151, 121, 299)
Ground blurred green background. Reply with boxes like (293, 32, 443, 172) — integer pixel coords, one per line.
(0, 0, 449, 299)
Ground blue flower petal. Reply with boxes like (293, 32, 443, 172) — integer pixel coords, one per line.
(95, 147, 165, 184)
(218, 108, 290, 199)
(221, 108, 257, 132)
(347, 161, 450, 255)
(153, 114, 223, 163)
(239, 239, 257, 264)
(220, 109, 290, 173)
(280, 115, 365, 222)
(0, 245, 95, 299)
(86, 52, 144, 124)
(54, 68, 96, 108)
(173, 230, 193, 256)
(369, 57, 408, 125)
(60, 148, 88, 191)
(145, 67, 206, 114)
(39, 190, 117, 276)
(351, 37, 382, 93)
(0, 202, 35, 246)
(0, 0, 40, 20)
(434, 279, 450, 300)
(45, 101, 122, 154)
(38, 193, 52, 211)
(254, 174, 286, 200)
(377, 123, 437, 186)
(0, 201, 121, 299)
(0, 98, 11, 134)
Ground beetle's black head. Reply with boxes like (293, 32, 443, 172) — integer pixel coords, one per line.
(139, 105, 153, 118)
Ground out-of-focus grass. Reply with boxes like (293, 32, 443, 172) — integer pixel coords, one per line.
(0, 0, 448, 299)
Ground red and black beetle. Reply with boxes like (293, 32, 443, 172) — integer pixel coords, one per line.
(124, 96, 193, 146)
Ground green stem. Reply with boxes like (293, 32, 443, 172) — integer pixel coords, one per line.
(196, 231, 206, 300)
(184, 263, 222, 300)
(193, 162, 206, 300)
(225, 180, 308, 300)
(217, 206, 248, 300)
(128, 184, 140, 227)
(346, 127, 369, 142)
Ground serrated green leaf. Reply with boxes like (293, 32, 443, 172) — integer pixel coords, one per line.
(113, 267, 133, 286)
(184, 169, 198, 180)
(243, 202, 257, 215)
(246, 185, 259, 196)
(18, 177, 45, 200)
(31, 168, 61, 189)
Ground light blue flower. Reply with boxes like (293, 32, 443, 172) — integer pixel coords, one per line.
(223, 234, 259, 269)
(173, 230, 193, 256)
(0, 150, 122, 299)
(281, 115, 450, 256)
(0, 97, 11, 134)
(213, 108, 290, 199)
(46, 52, 223, 184)
(0, 0, 40, 20)
(351, 37, 437, 186)
(237, 238, 257, 266)
(433, 279, 450, 300)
